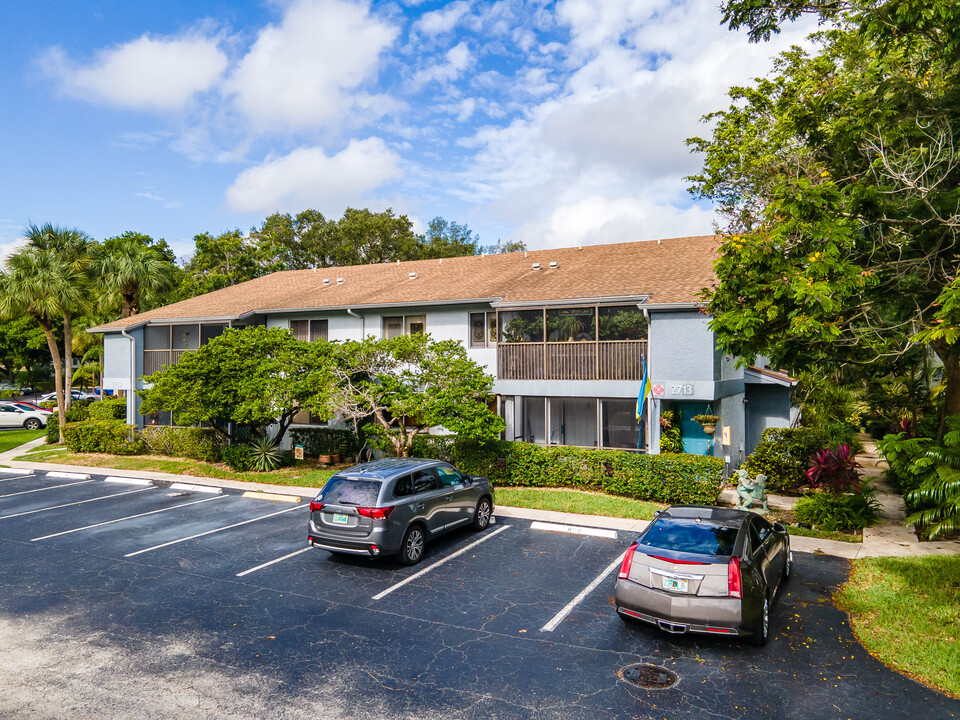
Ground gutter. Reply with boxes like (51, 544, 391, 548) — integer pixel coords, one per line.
(492, 295, 649, 309)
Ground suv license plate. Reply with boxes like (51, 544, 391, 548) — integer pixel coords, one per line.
(330, 513, 349, 525)
(662, 577, 688, 593)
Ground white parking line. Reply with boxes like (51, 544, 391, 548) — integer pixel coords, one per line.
(372, 525, 511, 601)
(530, 521, 618, 539)
(540, 551, 627, 633)
(31, 496, 224, 541)
(124, 504, 308, 557)
(0, 487, 152, 520)
(236, 547, 313, 577)
(0, 480, 94, 498)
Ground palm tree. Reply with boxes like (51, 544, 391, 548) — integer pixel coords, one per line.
(94, 238, 178, 318)
(0, 249, 87, 442)
(24, 223, 93, 411)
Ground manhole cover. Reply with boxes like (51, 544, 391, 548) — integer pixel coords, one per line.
(619, 663, 679, 690)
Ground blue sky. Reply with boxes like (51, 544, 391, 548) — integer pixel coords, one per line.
(0, 1, 809, 262)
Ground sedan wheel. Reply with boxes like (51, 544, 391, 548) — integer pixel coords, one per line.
(23, 418, 41, 431)
(750, 593, 770, 647)
(473, 497, 492, 530)
(783, 550, 793, 581)
(399, 525, 425, 566)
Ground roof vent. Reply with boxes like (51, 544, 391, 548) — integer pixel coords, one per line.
(549, 261, 558, 269)
(322, 278, 331, 285)
(531, 262, 541, 270)
(408, 271, 417, 279)
(336, 277, 345, 284)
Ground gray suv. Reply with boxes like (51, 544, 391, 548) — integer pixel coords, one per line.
(307, 458, 495, 565)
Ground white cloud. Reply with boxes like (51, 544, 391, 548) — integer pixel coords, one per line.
(413, 1, 472, 36)
(225, 137, 403, 213)
(39, 33, 227, 111)
(225, 0, 398, 132)
(412, 41, 474, 87)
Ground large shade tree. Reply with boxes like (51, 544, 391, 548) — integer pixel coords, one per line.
(689, 0, 960, 435)
(0, 249, 87, 441)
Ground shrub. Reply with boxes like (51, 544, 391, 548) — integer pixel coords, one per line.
(141, 425, 222, 462)
(793, 487, 880, 532)
(659, 410, 684, 454)
(876, 431, 933, 496)
(44, 403, 90, 443)
(806, 444, 862, 492)
(289, 427, 359, 457)
(62, 420, 144, 455)
(88, 398, 126, 421)
(411, 436, 723, 506)
(745, 427, 830, 493)
(0, 389, 17, 399)
(248, 437, 289, 472)
(222, 444, 253, 472)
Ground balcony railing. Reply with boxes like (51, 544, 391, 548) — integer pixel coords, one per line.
(143, 349, 192, 376)
(497, 340, 647, 381)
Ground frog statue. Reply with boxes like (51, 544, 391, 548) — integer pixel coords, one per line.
(735, 469, 769, 514)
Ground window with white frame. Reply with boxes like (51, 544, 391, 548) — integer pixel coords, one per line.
(291, 319, 328, 342)
(382, 315, 425, 339)
(469, 312, 498, 348)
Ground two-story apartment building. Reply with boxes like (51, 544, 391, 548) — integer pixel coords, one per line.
(90, 236, 795, 465)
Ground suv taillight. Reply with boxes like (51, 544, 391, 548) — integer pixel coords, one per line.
(309, 501, 324, 512)
(357, 506, 395, 520)
(728, 557, 742, 598)
(618, 543, 638, 580)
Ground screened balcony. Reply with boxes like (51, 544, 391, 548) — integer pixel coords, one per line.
(497, 305, 647, 381)
(142, 323, 227, 375)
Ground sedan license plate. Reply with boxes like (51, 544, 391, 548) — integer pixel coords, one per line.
(662, 576, 688, 593)
(330, 513, 349, 525)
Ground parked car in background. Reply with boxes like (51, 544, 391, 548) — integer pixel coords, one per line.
(308, 458, 495, 566)
(38, 389, 100, 404)
(615, 506, 792, 646)
(13, 402, 51, 415)
(0, 383, 31, 395)
(0, 401, 50, 429)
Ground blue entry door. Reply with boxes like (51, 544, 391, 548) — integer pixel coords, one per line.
(676, 402, 712, 455)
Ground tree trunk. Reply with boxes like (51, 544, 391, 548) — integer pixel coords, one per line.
(38, 319, 66, 444)
(121, 290, 136, 319)
(931, 339, 960, 442)
(63, 311, 73, 413)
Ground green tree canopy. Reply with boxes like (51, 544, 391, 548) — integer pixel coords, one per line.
(138, 326, 336, 445)
(328, 334, 504, 457)
(95, 233, 179, 318)
(689, 0, 960, 426)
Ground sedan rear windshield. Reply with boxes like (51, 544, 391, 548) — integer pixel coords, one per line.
(317, 477, 382, 507)
(639, 518, 740, 557)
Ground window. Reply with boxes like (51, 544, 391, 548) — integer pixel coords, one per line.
(469, 312, 498, 348)
(393, 475, 414, 498)
(382, 315, 425, 339)
(598, 306, 647, 341)
(291, 319, 328, 342)
(546, 308, 595, 342)
(437, 465, 466, 487)
(291, 408, 327, 425)
(499, 310, 543, 343)
(411, 468, 439, 493)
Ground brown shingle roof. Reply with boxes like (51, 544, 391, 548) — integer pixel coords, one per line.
(91, 235, 719, 331)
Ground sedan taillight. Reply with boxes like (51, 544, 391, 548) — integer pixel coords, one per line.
(618, 543, 638, 580)
(356, 506, 395, 520)
(728, 556, 742, 598)
(309, 501, 324, 512)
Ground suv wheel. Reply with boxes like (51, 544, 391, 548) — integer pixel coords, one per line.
(23, 418, 41, 431)
(473, 497, 492, 530)
(399, 525, 425, 566)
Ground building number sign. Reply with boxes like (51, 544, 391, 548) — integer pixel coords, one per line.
(670, 384, 694, 396)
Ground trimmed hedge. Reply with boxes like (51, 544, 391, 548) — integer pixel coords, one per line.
(290, 427, 359, 457)
(62, 420, 144, 455)
(89, 397, 126, 421)
(411, 436, 722, 505)
(744, 427, 830, 493)
(45, 402, 94, 444)
(141, 425, 222, 462)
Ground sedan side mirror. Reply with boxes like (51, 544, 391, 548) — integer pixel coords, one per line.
(773, 522, 786, 533)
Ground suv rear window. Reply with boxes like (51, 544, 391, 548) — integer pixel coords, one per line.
(639, 518, 740, 557)
(317, 477, 382, 506)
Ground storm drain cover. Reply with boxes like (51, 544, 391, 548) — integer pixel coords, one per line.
(619, 663, 679, 690)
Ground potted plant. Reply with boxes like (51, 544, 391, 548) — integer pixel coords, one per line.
(693, 414, 721, 434)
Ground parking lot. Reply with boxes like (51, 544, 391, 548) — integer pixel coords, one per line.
(1, 469, 957, 719)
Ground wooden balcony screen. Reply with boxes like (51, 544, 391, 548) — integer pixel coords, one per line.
(498, 340, 646, 381)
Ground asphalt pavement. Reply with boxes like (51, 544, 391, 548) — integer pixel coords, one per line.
(0, 468, 957, 720)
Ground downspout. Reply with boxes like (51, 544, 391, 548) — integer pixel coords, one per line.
(120, 328, 136, 425)
(346, 309, 365, 338)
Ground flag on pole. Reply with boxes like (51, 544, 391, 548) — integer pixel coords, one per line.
(636, 357, 652, 420)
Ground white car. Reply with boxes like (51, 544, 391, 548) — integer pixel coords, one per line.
(38, 390, 100, 404)
(0, 402, 49, 429)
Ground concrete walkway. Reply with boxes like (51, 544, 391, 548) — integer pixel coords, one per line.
(4, 436, 957, 561)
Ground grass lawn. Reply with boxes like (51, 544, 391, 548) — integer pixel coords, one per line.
(18, 448, 337, 489)
(494, 487, 664, 520)
(837, 556, 960, 699)
(0, 429, 46, 455)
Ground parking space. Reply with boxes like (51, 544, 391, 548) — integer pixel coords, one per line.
(1, 470, 958, 719)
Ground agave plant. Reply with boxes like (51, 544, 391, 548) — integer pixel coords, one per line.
(248, 436, 284, 472)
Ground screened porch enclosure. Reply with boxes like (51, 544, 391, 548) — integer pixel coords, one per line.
(509, 396, 644, 451)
